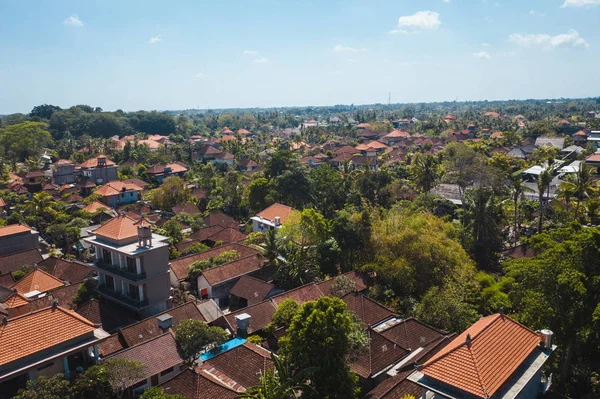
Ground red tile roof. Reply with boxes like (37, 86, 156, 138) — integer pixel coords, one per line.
(229, 275, 275, 305)
(97, 333, 126, 357)
(202, 343, 274, 389)
(421, 313, 543, 398)
(118, 302, 206, 347)
(316, 271, 367, 297)
(201, 255, 264, 287)
(11, 268, 65, 294)
(94, 181, 143, 197)
(0, 306, 97, 367)
(221, 300, 277, 335)
(170, 243, 259, 281)
(39, 257, 93, 284)
(256, 203, 294, 224)
(93, 215, 140, 241)
(160, 368, 238, 399)
(270, 283, 324, 306)
(204, 212, 238, 228)
(366, 370, 423, 399)
(79, 155, 116, 168)
(351, 329, 409, 378)
(83, 200, 112, 213)
(0, 224, 32, 238)
(0, 249, 43, 275)
(105, 333, 182, 384)
(341, 292, 395, 328)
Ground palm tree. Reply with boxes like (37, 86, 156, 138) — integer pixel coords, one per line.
(236, 354, 315, 399)
(411, 154, 443, 193)
(25, 191, 58, 216)
(537, 166, 554, 233)
(562, 162, 596, 217)
(509, 175, 532, 247)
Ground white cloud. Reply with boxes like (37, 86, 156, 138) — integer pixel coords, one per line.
(509, 29, 589, 49)
(195, 72, 206, 78)
(561, 0, 600, 7)
(529, 9, 536, 15)
(243, 49, 258, 55)
(398, 11, 441, 30)
(333, 45, 367, 53)
(442, 0, 451, 3)
(149, 35, 162, 44)
(473, 51, 491, 59)
(389, 29, 408, 34)
(253, 57, 269, 63)
(63, 15, 83, 27)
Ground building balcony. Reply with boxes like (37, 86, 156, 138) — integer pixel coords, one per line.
(95, 261, 147, 282)
(97, 284, 149, 309)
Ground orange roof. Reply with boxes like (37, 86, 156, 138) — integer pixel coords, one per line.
(238, 128, 251, 135)
(0, 306, 97, 367)
(55, 159, 75, 165)
(1, 292, 29, 309)
(0, 224, 32, 238)
(256, 203, 294, 224)
(356, 141, 388, 151)
(167, 162, 188, 174)
(0, 197, 6, 207)
(384, 130, 411, 138)
(79, 155, 116, 168)
(83, 200, 111, 213)
(586, 153, 600, 163)
(218, 135, 236, 142)
(574, 130, 588, 136)
(94, 215, 140, 241)
(94, 181, 143, 197)
(137, 139, 163, 149)
(421, 314, 542, 398)
(11, 269, 65, 294)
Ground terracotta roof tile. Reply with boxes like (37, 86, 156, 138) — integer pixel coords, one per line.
(160, 368, 238, 399)
(0, 272, 15, 289)
(0, 306, 97, 367)
(0, 224, 32, 238)
(170, 243, 259, 281)
(222, 300, 277, 335)
(202, 343, 274, 389)
(118, 302, 206, 347)
(380, 318, 447, 352)
(39, 257, 93, 284)
(172, 203, 200, 215)
(316, 271, 367, 296)
(270, 283, 324, 306)
(341, 292, 395, 328)
(83, 200, 112, 213)
(229, 276, 275, 305)
(366, 370, 423, 399)
(75, 298, 137, 332)
(98, 333, 126, 357)
(421, 313, 543, 398)
(93, 215, 140, 241)
(0, 249, 43, 275)
(1, 292, 30, 309)
(205, 227, 247, 244)
(256, 203, 294, 224)
(105, 333, 182, 384)
(204, 212, 238, 228)
(94, 181, 143, 197)
(201, 255, 264, 287)
(11, 268, 65, 294)
(79, 155, 116, 168)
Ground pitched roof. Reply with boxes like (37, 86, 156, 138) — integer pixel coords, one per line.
(0, 224, 32, 238)
(229, 276, 275, 305)
(94, 181, 143, 197)
(384, 130, 411, 138)
(1, 292, 30, 309)
(316, 271, 367, 297)
(201, 255, 264, 287)
(170, 243, 259, 281)
(159, 368, 238, 399)
(75, 299, 137, 332)
(351, 329, 409, 378)
(222, 300, 277, 335)
(204, 212, 238, 228)
(83, 200, 112, 213)
(97, 333, 126, 357)
(205, 227, 247, 244)
(335, 145, 360, 155)
(341, 292, 395, 328)
(0, 197, 6, 207)
(93, 215, 140, 241)
(0, 272, 15, 289)
(256, 203, 294, 224)
(105, 333, 182, 384)
(0, 249, 43, 275)
(79, 155, 116, 168)
(270, 283, 324, 306)
(202, 343, 274, 389)
(366, 370, 423, 399)
(11, 268, 64, 294)
(118, 302, 206, 347)
(0, 306, 97, 367)
(172, 203, 200, 215)
(421, 313, 543, 398)
(39, 257, 93, 284)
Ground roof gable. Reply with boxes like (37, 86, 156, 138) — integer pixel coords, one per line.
(11, 268, 64, 294)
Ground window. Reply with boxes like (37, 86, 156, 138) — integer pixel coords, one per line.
(131, 379, 147, 390)
(160, 367, 174, 376)
(105, 275, 115, 291)
(102, 248, 112, 263)
(127, 257, 137, 274)
(129, 284, 140, 301)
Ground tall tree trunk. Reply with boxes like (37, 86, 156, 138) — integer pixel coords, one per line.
(538, 193, 544, 233)
(513, 199, 519, 247)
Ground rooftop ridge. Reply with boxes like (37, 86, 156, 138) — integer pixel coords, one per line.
(104, 331, 173, 358)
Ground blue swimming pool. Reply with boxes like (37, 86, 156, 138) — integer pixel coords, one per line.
(199, 337, 247, 361)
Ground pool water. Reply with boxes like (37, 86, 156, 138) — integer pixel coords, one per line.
(199, 337, 247, 361)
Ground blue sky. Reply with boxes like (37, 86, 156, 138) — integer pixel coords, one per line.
(1, 0, 599, 114)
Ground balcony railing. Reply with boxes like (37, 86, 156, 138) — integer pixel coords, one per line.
(97, 284, 149, 309)
(95, 261, 147, 281)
